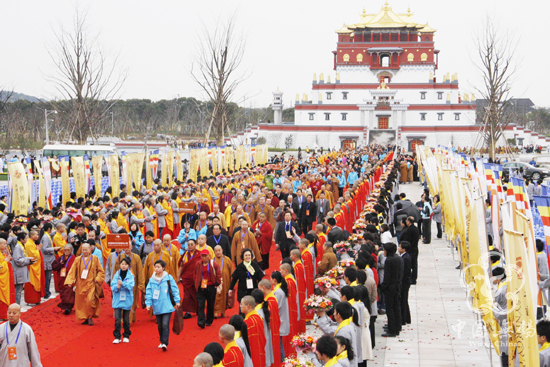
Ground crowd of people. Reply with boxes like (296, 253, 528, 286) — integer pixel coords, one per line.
(0, 143, 444, 367)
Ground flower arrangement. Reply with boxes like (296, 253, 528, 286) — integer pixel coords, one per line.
(303, 294, 333, 314)
(333, 241, 352, 255)
(339, 259, 355, 268)
(314, 276, 339, 291)
(291, 334, 318, 353)
(282, 357, 316, 367)
(325, 266, 344, 280)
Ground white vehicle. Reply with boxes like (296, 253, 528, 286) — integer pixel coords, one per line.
(42, 144, 117, 158)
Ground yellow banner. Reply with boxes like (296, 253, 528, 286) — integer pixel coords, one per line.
(235, 146, 242, 170)
(92, 156, 103, 198)
(109, 154, 120, 198)
(34, 160, 45, 209)
(175, 150, 183, 183)
(503, 229, 539, 366)
(60, 156, 71, 206)
(132, 153, 145, 192)
(166, 150, 174, 186)
(146, 151, 152, 190)
(200, 148, 209, 178)
(225, 146, 233, 172)
(71, 156, 86, 199)
(160, 151, 167, 187)
(189, 148, 199, 183)
(8, 162, 29, 216)
(209, 149, 217, 176)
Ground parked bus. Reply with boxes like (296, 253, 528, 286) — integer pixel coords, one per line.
(42, 144, 117, 158)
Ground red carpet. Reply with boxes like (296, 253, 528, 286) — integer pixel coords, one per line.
(24, 244, 283, 367)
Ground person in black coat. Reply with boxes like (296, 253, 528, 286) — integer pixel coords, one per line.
(400, 216, 420, 284)
(300, 194, 317, 234)
(206, 224, 231, 259)
(399, 241, 412, 325)
(228, 248, 264, 305)
(274, 211, 301, 259)
(380, 242, 403, 337)
(326, 217, 344, 245)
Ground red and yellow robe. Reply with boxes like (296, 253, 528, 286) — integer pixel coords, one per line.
(24, 239, 45, 304)
(244, 310, 266, 367)
(265, 292, 281, 367)
(222, 340, 244, 367)
(283, 275, 299, 357)
(293, 260, 308, 327)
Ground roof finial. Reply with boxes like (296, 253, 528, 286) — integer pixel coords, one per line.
(407, 6, 411, 14)
(383, 1, 390, 10)
(361, 7, 366, 16)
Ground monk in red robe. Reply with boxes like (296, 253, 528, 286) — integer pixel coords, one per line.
(219, 324, 244, 367)
(280, 263, 298, 357)
(315, 224, 327, 264)
(52, 244, 76, 314)
(298, 240, 315, 314)
(290, 249, 307, 330)
(241, 295, 266, 367)
(178, 238, 201, 318)
(259, 279, 281, 366)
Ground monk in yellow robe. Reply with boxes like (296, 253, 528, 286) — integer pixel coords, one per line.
(162, 234, 180, 278)
(0, 239, 14, 320)
(117, 209, 130, 232)
(230, 220, 262, 265)
(114, 248, 145, 323)
(213, 245, 234, 318)
(229, 205, 251, 235)
(65, 243, 105, 325)
(24, 231, 45, 305)
(196, 234, 215, 258)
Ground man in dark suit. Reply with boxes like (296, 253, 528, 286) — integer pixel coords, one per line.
(400, 216, 420, 284)
(399, 241, 412, 325)
(275, 211, 301, 259)
(326, 217, 344, 244)
(300, 194, 317, 234)
(316, 191, 330, 224)
(292, 189, 305, 230)
(381, 242, 403, 337)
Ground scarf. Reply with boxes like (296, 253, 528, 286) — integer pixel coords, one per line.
(120, 269, 128, 281)
(243, 260, 255, 276)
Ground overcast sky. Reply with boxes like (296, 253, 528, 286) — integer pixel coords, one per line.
(2, 0, 548, 109)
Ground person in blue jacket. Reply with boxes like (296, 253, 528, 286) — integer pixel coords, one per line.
(347, 169, 358, 187)
(129, 223, 145, 254)
(111, 257, 135, 344)
(338, 171, 347, 198)
(177, 221, 197, 255)
(145, 259, 181, 351)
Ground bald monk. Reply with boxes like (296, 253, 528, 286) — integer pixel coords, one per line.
(315, 224, 327, 264)
(214, 245, 234, 318)
(52, 223, 68, 292)
(196, 234, 215, 258)
(290, 249, 307, 331)
(229, 206, 251, 235)
(143, 240, 173, 283)
(219, 324, 244, 367)
(0, 304, 42, 366)
(230, 220, 262, 265)
(65, 243, 105, 325)
(162, 234, 180, 278)
(114, 247, 145, 323)
(241, 296, 266, 367)
(24, 231, 45, 305)
(0, 239, 14, 320)
(259, 279, 281, 366)
(280, 263, 298, 357)
(178, 239, 201, 319)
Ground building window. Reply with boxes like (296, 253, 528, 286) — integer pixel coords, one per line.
(325, 113, 331, 121)
(454, 113, 460, 121)
(437, 92, 443, 100)
(341, 113, 347, 121)
(309, 113, 315, 121)
(380, 54, 390, 67)
(342, 92, 348, 100)
(420, 92, 426, 100)
(438, 113, 444, 121)
(420, 113, 426, 121)
(326, 92, 332, 100)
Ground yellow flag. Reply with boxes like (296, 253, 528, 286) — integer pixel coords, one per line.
(146, 151, 152, 190)
(200, 148, 209, 178)
(8, 162, 29, 216)
(110, 154, 120, 198)
(34, 160, 46, 209)
(92, 156, 103, 198)
(71, 156, 86, 199)
(514, 211, 539, 313)
(503, 229, 539, 366)
(166, 150, 174, 185)
(189, 148, 199, 183)
(60, 156, 71, 206)
(175, 150, 183, 183)
(132, 153, 145, 192)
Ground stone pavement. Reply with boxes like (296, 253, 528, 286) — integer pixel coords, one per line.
(369, 180, 500, 366)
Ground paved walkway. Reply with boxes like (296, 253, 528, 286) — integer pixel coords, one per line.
(369, 181, 499, 366)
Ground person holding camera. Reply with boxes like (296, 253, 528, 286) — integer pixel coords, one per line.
(194, 249, 222, 329)
(12, 232, 37, 305)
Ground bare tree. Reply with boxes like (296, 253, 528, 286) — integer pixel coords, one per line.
(190, 13, 247, 145)
(47, 8, 127, 143)
(473, 18, 518, 160)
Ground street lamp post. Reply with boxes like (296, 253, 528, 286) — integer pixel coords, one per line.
(44, 109, 57, 145)
(110, 112, 114, 135)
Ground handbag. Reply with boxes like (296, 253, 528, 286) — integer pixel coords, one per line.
(226, 288, 235, 309)
(172, 307, 184, 335)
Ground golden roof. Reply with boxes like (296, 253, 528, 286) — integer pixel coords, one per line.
(345, 2, 432, 31)
(419, 23, 437, 33)
(336, 24, 353, 34)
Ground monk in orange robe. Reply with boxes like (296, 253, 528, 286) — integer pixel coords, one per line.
(290, 249, 307, 331)
(241, 296, 266, 367)
(259, 279, 281, 366)
(230, 220, 262, 265)
(0, 239, 14, 320)
(24, 231, 46, 305)
(219, 324, 245, 367)
(280, 264, 298, 357)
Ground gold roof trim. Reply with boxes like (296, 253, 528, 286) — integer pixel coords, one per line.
(419, 23, 437, 33)
(344, 3, 429, 31)
(336, 24, 353, 34)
